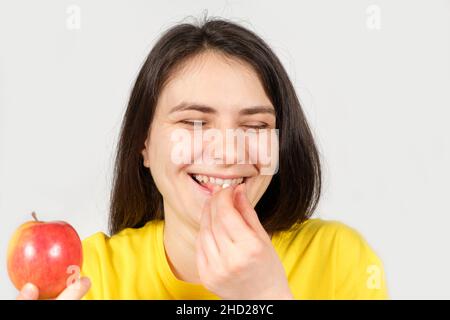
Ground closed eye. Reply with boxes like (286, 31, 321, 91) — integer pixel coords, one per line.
(242, 123, 269, 129)
(179, 120, 270, 129)
(180, 120, 206, 127)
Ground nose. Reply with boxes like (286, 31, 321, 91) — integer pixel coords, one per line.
(201, 125, 255, 167)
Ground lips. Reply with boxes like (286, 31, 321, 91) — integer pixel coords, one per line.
(188, 173, 215, 194)
(188, 173, 247, 193)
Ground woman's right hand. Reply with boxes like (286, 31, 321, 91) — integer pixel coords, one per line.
(16, 277, 91, 300)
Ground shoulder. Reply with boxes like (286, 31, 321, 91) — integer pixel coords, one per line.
(275, 218, 365, 248)
(278, 218, 383, 264)
(298, 219, 383, 265)
(276, 218, 388, 299)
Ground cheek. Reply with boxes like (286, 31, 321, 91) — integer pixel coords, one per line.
(247, 174, 273, 207)
(147, 128, 192, 187)
(247, 130, 279, 175)
(148, 125, 184, 166)
(146, 130, 176, 186)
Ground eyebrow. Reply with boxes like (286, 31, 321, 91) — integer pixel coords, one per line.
(169, 102, 276, 116)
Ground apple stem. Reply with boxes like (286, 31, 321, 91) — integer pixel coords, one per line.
(31, 211, 39, 222)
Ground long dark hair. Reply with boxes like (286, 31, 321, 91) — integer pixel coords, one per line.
(109, 17, 322, 236)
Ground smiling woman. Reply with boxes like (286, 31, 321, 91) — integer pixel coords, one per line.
(15, 16, 388, 300)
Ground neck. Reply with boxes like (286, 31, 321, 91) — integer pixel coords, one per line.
(163, 204, 201, 284)
(161, 203, 274, 284)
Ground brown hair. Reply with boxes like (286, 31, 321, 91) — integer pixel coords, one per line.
(109, 17, 322, 236)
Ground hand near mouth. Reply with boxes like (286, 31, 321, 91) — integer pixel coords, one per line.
(195, 183, 294, 300)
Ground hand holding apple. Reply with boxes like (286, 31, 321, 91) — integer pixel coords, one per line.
(16, 277, 91, 300)
(7, 212, 89, 300)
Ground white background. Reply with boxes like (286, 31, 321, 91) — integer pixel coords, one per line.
(1, 0, 449, 299)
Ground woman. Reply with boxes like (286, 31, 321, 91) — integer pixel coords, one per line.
(17, 17, 388, 300)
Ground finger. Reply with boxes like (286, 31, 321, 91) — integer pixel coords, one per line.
(195, 231, 208, 277)
(16, 283, 39, 300)
(213, 185, 254, 243)
(209, 187, 236, 251)
(199, 228, 223, 269)
(56, 277, 91, 300)
(233, 183, 271, 242)
(199, 198, 221, 264)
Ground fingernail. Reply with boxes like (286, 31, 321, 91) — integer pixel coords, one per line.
(239, 184, 248, 200)
(80, 277, 91, 288)
(22, 283, 37, 298)
(70, 277, 90, 290)
(236, 183, 245, 193)
(212, 185, 221, 194)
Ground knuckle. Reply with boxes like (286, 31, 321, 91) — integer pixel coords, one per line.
(201, 275, 217, 291)
(216, 209, 230, 225)
(214, 266, 228, 282)
(247, 241, 264, 258)
(202, 276, 215, 290)
(226, 256, 247, 274)
(204, 266, 227, 288)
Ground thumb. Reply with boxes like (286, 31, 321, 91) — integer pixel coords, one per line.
(233, 183, 270, 241)
(56, 276, 91, 300)
(16, 283, 39, 300)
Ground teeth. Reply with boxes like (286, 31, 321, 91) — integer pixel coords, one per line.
(193, 174, 245, 187)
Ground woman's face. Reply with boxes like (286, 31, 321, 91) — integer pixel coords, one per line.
(141, 51, 277, 225)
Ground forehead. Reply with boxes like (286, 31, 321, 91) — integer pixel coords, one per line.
(156, 51, 273, 113)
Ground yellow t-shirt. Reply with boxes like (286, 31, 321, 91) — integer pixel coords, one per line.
(81, 218, 388, 299)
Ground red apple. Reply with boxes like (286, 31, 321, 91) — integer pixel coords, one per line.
(7, 212, 83, 299)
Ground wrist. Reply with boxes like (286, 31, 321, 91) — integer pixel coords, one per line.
(255, 289, 294, 300)
(278, 291, 294, 300)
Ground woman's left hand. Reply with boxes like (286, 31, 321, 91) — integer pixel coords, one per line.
(196, 183, 294, 300)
